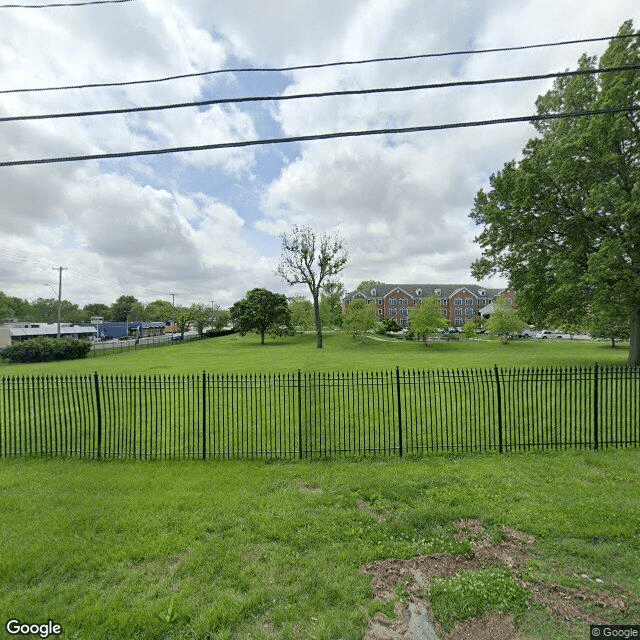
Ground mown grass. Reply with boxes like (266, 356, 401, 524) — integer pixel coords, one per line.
(1, 450, 639, 639)
(0, 331, 630, 376)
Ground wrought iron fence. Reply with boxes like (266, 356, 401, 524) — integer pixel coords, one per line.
(0, 365, 638, 460)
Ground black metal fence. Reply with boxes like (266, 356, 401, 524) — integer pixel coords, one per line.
(0, 365, 638, 460)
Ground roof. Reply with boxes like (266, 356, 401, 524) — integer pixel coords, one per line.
(8, 325, 96, 337)
(343, 284, 507, 303)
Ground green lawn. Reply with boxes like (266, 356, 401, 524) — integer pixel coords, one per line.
(0, 331, 631, 376)
(1, 451, 639, 639)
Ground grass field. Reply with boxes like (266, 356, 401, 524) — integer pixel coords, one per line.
(0, 331, 631, 376)
(2, 451, 639, 639)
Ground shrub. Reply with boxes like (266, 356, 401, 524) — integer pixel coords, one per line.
(0, 337, 92, 363)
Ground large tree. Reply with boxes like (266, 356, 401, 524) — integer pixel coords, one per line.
(110, 295, 144, 322)
(409, 294, 448, 346)
(276, 226, 348, 349)
(343, 299, 376, 338)
(470, 22, 640, 365)
(144, 299, 174, 321)
(230, 288, 292, 345)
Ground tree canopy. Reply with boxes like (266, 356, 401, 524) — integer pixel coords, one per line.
(230, 288, 292, 344)
(470, 21, 640, 365)
(409, 294, 448, 345)
(343, 299, 376, 338)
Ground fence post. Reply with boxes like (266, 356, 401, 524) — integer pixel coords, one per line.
(202, 370, 207, 460)
(494, 365, 503, 453)
(93, 371, 102, 460)
(396, 367, 403, 456)
(593, 362, 599, 451)
(297, 369, 303, 459)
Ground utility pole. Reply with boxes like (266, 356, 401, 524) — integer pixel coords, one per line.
(53, 266, 67, 339)
(169, 293, 178, 332)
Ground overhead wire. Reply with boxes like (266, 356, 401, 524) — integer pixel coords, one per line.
(1, 32, 637, 94)
(2, 64, 638, 123)
(0, 0, 137, 8)
(1, 106, 637, 168)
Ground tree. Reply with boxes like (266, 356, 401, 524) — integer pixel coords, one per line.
(485, 298, 525, 344)
(0, 291, 30, 321)
(470, 21, 640, 365)
(189, 303, 212, 337)
(110, 295, 144, 322)
(174, 308, 192, 339)
(230, 288, 292, 345)
(276, 226, 348, 349)
(320, 280, 345, 328)
(356, 280, 384, 292)
(211, 308, 231, 331)
(288, 296, 314, 334)
(144, 299, 174, 321)
(82, 303, 111, 322)
(343, 299, 376, 338)
(409, 294, 448, 346)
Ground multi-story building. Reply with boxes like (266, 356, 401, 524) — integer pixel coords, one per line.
(342, 284, 515, 327)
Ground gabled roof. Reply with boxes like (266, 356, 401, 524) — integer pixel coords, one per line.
(343, 284, 508, 303)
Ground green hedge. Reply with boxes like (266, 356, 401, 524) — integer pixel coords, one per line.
(0, 337, 92, 363)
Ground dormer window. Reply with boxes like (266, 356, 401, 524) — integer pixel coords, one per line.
(415, 288, 422, 296)
(478, 289, 486, 297)
(371, 288, 376, 296)
(434, 288, 441, 296)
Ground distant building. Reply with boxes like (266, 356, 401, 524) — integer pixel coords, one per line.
(342, 284, 516, 327)
(97, 321, 167, 340)
(0, 323, 97, 346)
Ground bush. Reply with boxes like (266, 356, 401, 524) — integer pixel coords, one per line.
(0, 337, 92, 363)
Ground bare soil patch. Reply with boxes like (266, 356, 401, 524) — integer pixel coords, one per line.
(362, 519, 635, 640)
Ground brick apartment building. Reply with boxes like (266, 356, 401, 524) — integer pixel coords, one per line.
(342, 284, 516, 328)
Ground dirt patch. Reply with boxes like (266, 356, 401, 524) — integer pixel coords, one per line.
(362, 519, 635, 640)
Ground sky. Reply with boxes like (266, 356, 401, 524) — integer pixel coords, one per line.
(0, 0, 637, 309)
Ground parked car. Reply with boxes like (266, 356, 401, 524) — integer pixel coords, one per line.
(518, 326, 536, 338)
(171, 334, 183, 341)
(535, 330, 573, 339)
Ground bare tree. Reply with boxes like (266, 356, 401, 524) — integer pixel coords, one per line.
(276, 226, 348, 348)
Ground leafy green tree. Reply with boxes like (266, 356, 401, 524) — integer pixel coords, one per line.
(29, 298, 84, 323)
(211, 308, 231, 331)
(590, 304, 630, 347)
(110, 295, 144, 322)
(82, 303, 111, 322)
(174, 308, 193, 339)
(409, 294, 448, 346)
(320, 280, 345, 328)
(144, 299, 174, 321)
(230, 288, 292, 345)
(485, 298, 525, 344)
(276, 226, 348, 348)
(470, 21, 640, 365)
(189, 303, 212, 337)
(288, 296, 314, 334)
(378, 318, 403, 334)
(356, 280, 384, 292)
(0, 291, 30, 321)
(343, 299, 376, 338)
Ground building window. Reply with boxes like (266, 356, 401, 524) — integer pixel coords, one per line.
(465, 298, 473, 305)
(455, 318, 463, 326)
(371, 288, 376, 296)
(401, 318, 408, 325)
(388, 297, 396, 305)
(400, 308, 408, 315)
(377, 298, 383, 305)
(440, 298, 448, 305)
(441, 308, 448, 316)
(389, 308, 397, 316)
(465, 307, 475, 317)
(478, 289, 486, 297)
(455, 308, 462, 315)
(377, 309, 383, 315)
(400, 297, 408, 305)
(454, 298, 462, 305)
(415, 288, 422, 296)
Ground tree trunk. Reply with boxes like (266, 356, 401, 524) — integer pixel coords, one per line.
(629, 308, 640, 366)
(313, 293, 323, 349)
(261, 331, 265, 345)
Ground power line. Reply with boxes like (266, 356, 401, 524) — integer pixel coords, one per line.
(1, 106, 637, 168)
(0, 0, 137, 7)
(3, 64, 638, 124)
(2, 33, 637, 95)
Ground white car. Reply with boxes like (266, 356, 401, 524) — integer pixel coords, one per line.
(536, 330, 590, 340)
